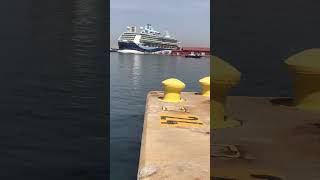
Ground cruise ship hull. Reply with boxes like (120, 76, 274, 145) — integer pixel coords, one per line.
(117, 49, 144, 54)
(118, 41, 172, 54)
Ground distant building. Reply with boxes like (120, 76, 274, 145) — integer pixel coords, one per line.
(171, 47, 210, 56)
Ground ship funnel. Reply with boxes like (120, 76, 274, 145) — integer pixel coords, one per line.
(164, 30, 171, 38)
(132, 26, 136, 32)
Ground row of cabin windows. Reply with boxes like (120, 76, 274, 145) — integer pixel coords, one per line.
(141, 37, 176, 42)
(121, 36, 135, 38)
(121, 34, 136, 40)
(158, 38, 177, 43)
(141, 40, 177, 46)
(141, 43, 177, 49)
(141, 34, 177, 42)
(141, 37, 177, 44)
(141, 36, 176, 42)
(121, 37, 135, 40)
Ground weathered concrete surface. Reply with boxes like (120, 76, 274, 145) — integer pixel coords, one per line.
(138, 91, 210, 180)
(212, 96, 320, 180)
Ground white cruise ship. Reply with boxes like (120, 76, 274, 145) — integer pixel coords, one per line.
(117, 24, 181, 54)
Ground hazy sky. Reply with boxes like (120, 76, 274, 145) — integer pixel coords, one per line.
(110, 0, 210, 48)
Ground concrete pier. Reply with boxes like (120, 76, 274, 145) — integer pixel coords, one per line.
(211, 51, 320, 179)
(212, 96, 320, 179)
(138, 91, 210, 180)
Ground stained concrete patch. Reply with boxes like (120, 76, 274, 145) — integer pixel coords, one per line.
(212, 96, 320, 180)
(138, 164, 158, 179)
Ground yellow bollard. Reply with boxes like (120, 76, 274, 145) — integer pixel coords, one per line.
(199, 76, 210, 96)
(161, 78, 186, 102)
(285, 48, 320, 111)
(212, 56, 241, 129)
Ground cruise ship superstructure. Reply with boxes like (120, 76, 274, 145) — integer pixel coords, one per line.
(117, 24, 181, 54)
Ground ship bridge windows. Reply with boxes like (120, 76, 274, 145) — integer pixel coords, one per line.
(120, 33, 137, 41)
(158, 38, 177, 43)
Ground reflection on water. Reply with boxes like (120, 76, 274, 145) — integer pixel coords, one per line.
(110, 53, 209, 180)
(132, 55, 142, 90)
(0, 0, 106, 179)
